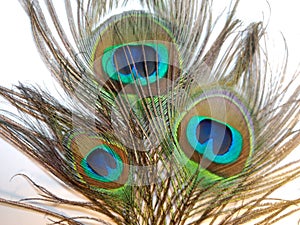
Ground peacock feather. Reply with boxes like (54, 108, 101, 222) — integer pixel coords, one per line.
(1, 0, 300, 224)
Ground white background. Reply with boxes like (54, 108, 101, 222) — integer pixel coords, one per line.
(0, 0, 300, 224)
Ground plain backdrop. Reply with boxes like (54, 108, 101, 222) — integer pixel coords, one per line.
(0, 0, 300, 224)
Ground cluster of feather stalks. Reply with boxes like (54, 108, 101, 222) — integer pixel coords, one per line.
(0, 0, 300, 224)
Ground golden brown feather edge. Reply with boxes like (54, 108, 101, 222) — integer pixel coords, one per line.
(0, 0, 300, 224)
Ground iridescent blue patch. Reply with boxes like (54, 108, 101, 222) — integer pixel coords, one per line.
(81, 144, 124, 182)
(186, 116, 243, 164)
(102, 43, 169, 85)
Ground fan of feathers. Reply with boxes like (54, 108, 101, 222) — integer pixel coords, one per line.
(1, 0, 300, 224)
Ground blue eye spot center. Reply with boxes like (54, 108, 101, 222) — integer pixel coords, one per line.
(82, 145, 124, 182)
(101, 43, 169, 85)
(186, 116, 243, 164)
(196, 119, 232, 155)
(113, 45, 157, 77)
(86, 148, 117, 177)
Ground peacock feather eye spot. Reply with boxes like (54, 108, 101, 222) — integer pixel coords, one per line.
(92, 12, 182, 95)
(196, 119, 232, 155)
(66, 132, 130, 189)
(174, 90, 254, 178)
